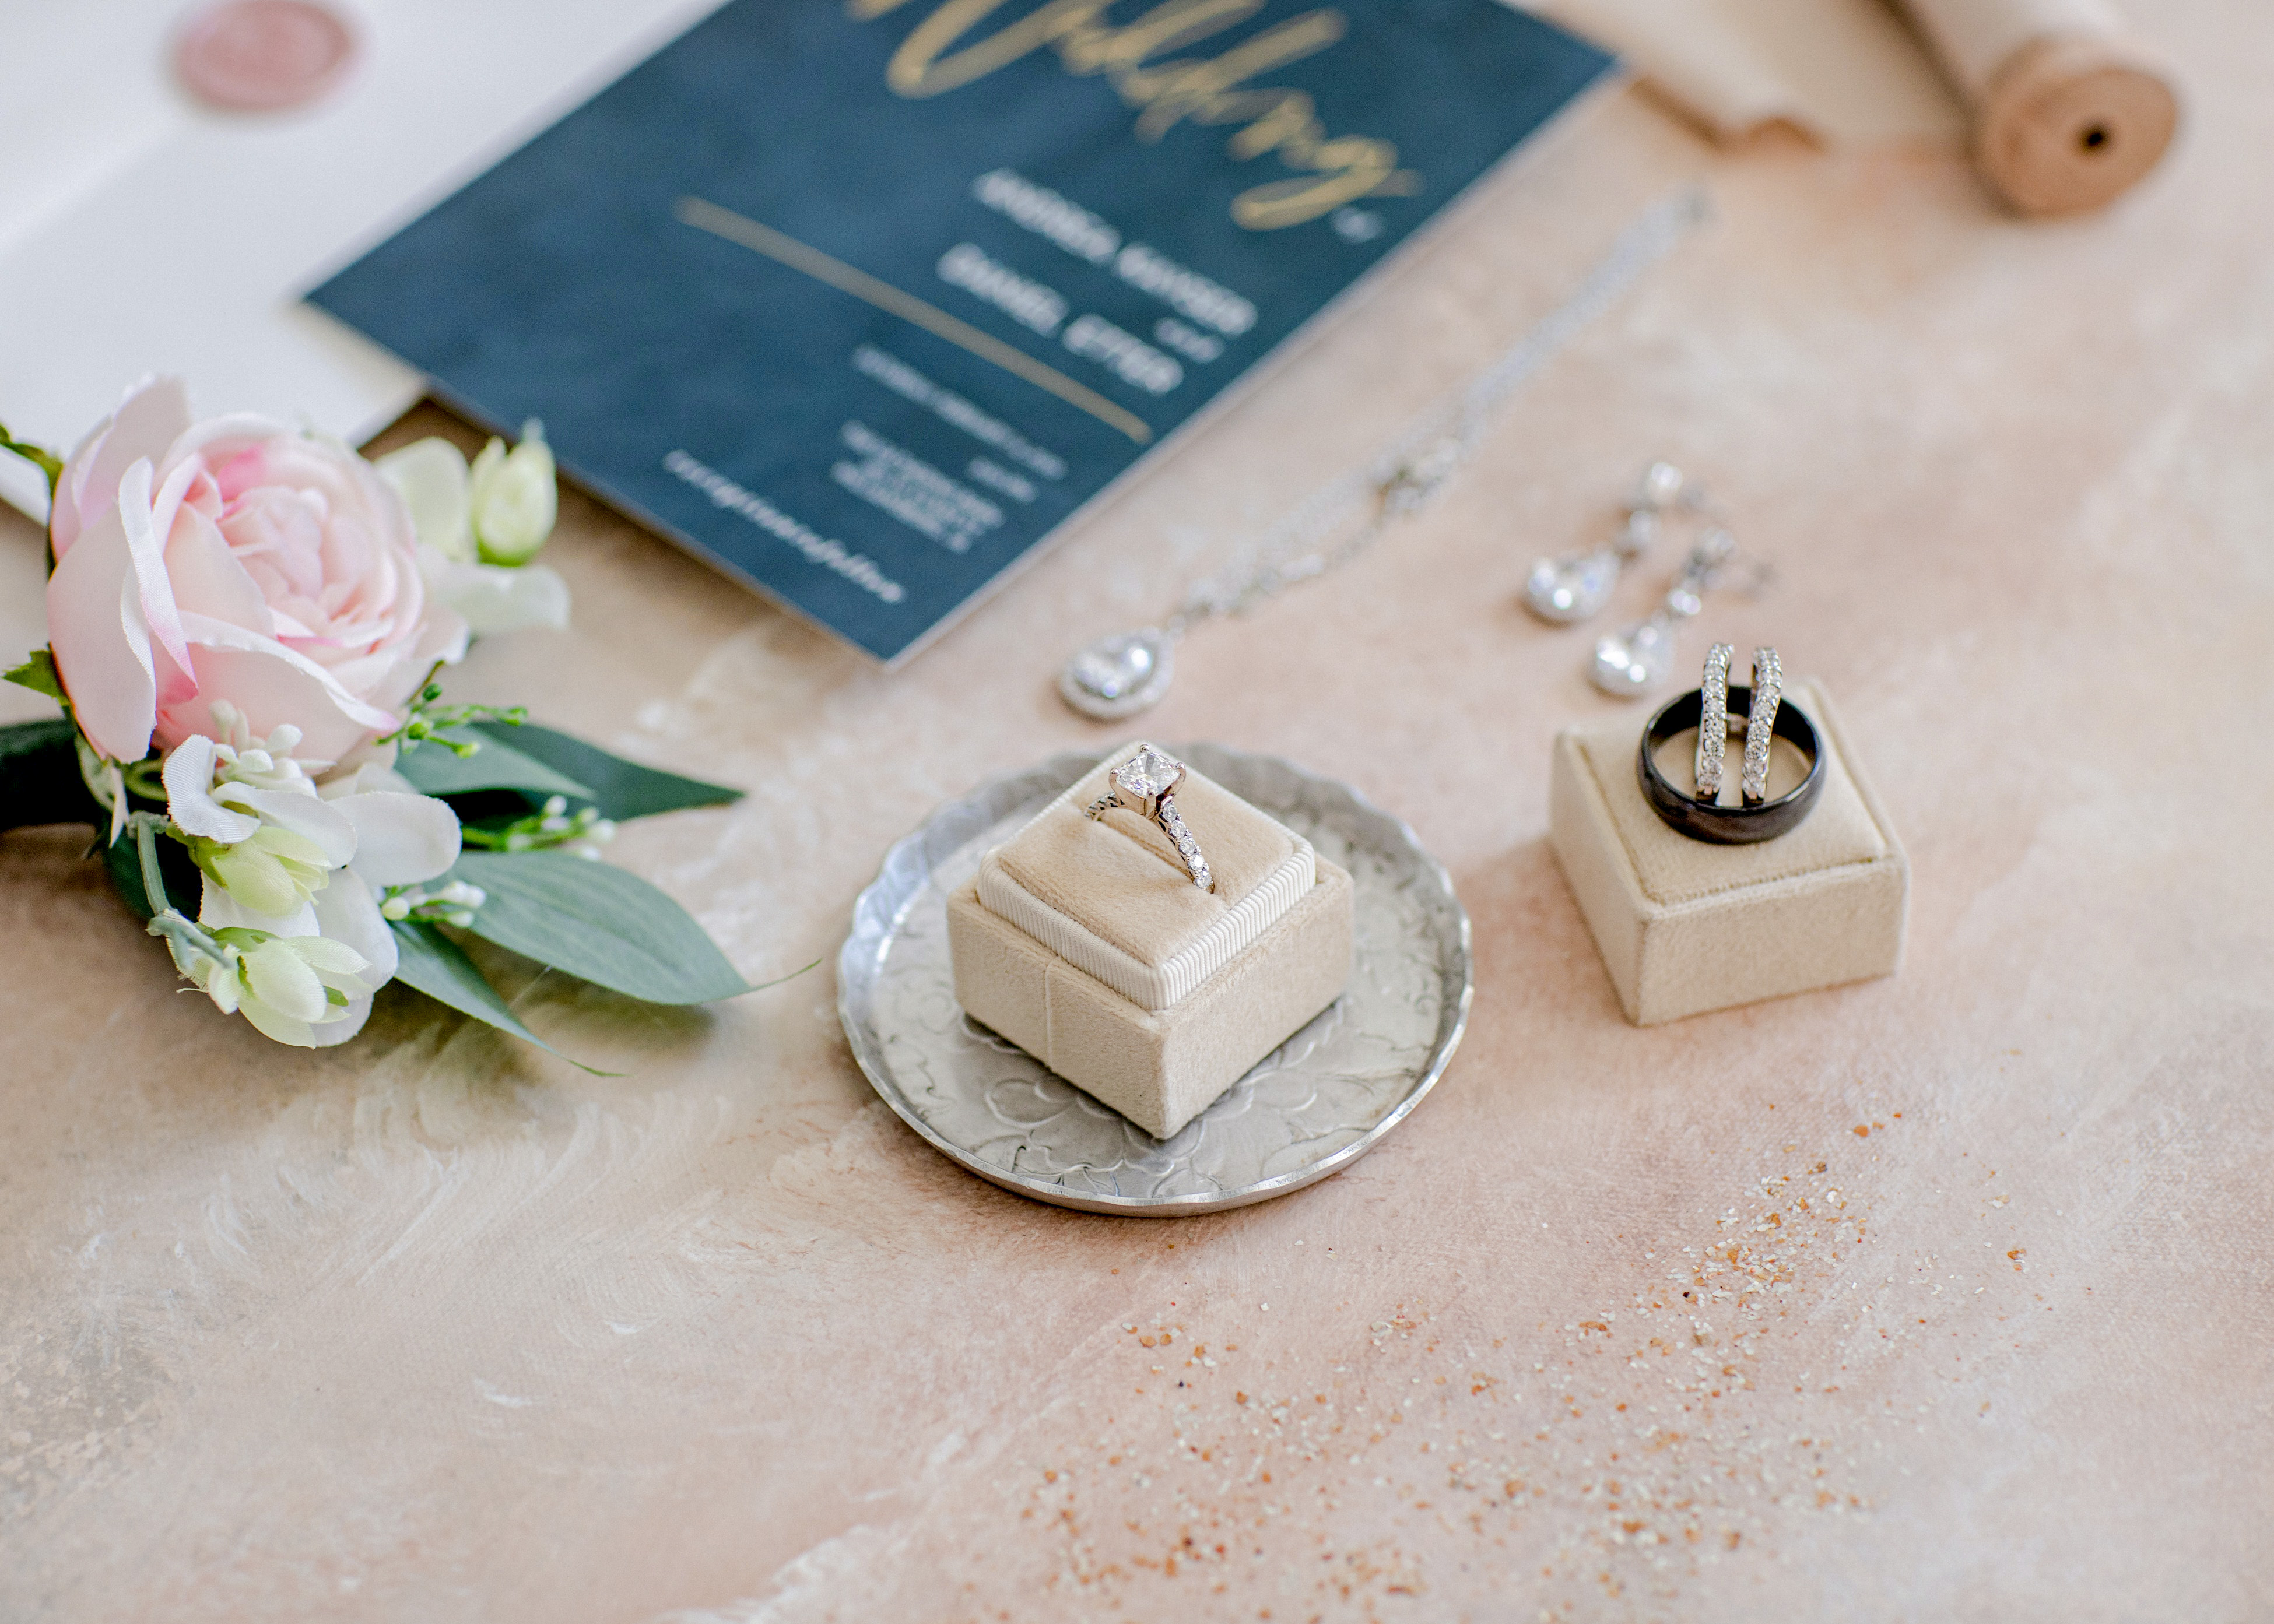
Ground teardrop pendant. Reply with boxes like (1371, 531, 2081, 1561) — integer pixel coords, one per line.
(1589, 617, 1676, 697)
(1058, 627, 1177, 720)
(1522, 549, 1620, 623)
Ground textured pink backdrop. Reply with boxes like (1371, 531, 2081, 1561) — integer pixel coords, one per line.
(2, 6, 2270, 1619)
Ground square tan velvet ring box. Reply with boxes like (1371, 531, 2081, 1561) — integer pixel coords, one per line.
(1550, 679, 1908, 1026)
(946, 745, 1354, 1140)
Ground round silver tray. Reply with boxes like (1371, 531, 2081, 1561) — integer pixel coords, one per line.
(836, 744, 1473, 1215)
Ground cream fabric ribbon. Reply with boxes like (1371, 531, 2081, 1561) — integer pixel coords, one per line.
(1505, 0, 1968, 147)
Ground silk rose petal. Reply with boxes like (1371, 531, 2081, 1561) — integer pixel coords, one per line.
(45, 498, 158, 762)
(156, 613, 402, 764)
(45, 378, 468, 769)
(117, 458, 199, 708)
(50, 375, 192, 561)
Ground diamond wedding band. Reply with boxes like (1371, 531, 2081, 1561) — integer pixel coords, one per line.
(1695, 642, 1733, 800)
(1638, 645, 1822, 845)
(1695, 644, 1782, 805)
(1740, 646, 1781, 804)
(1085, 746, 1215, 891)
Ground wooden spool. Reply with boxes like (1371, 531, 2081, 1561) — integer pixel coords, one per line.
(1899, 0, 2179, 216)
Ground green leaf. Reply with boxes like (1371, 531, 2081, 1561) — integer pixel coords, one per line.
(389, 920, 539, 1045)
(466, 722, 742, 821)
(4, 648, 64, 705)
(1, 718, 100, 833)
(388, 921, 620, 1074)
(450, 849, 749, 1004)
(396, 727, 594, 800)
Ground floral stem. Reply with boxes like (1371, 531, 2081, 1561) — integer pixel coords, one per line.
(121, 757, 167, 803)
(374, 665, 530, 752)
(0, 423, 62, 500)
(129, 811, 172, 916)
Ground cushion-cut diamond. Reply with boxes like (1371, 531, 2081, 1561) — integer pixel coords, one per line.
(1114, 747, 1183, 799)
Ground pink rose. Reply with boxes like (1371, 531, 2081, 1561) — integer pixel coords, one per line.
(45, 377, 468, 765)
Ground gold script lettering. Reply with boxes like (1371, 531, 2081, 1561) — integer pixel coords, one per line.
(1060, 0, 1265, 75)
(850, 0, 1419, 229)
(885, 0, 1105, 97)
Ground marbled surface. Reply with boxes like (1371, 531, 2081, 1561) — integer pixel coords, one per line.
(2, 5, 2270, 1618)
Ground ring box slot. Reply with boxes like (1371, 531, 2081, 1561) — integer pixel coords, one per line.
(950, 746, 1353, 1140)
(1549, 680, 1907, 1025)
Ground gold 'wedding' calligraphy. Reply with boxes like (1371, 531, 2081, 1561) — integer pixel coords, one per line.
(847, 0, 1424, 229)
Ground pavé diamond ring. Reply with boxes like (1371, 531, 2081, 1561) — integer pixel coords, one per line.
(1695, 642, 1734, 802)
(1739, 646, 1782, 805)
(1085, 746, 1215, 891)
(1690, 644, 1784, 805)
(1638, 658, 1823, 845)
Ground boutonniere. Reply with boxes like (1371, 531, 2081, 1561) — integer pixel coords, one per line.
(1, 378, 778, 1055)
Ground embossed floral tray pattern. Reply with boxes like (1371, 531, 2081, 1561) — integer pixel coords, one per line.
(837, 744, 1473, 1214)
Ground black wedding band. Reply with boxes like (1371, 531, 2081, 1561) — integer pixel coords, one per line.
(1637, 686, 1823, 844)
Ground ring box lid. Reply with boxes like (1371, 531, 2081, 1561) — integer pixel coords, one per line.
(976, 743, 1315, 1011)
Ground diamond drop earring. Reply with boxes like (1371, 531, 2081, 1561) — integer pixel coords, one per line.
(1588, 519, 1771, 698)
(1522, 460, 1697, 624)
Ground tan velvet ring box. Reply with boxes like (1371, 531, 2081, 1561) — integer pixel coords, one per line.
(947, 746, 1353, 1140)
(1549, 680, 1908, 1026)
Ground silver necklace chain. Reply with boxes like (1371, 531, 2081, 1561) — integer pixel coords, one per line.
(1060, 186, 1712, 720)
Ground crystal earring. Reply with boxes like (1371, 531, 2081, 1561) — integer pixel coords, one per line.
(1522, 460, 1696, 624)
(1588, 521, 1770, 698)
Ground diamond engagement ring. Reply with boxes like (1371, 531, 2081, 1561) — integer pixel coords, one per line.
(1085, 746, 1215, 891)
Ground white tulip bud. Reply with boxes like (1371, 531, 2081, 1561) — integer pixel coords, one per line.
(469, 420, 558, 566)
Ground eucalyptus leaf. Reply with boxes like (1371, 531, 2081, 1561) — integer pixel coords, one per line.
(466, 722, 741, 820)
(451, 849, 749, 1004)
(396, 727, 594, 800)
(1, 718, 100, 833)
(388, 921, 620, 1074)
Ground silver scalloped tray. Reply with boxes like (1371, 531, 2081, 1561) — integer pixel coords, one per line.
(837, 744, 1472, 1215)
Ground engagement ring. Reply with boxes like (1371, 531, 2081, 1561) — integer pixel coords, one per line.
(1085, 746, 1215, 891)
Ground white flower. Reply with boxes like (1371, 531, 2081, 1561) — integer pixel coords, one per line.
(163, 720, 354, 916)
(178, 926, 374, 1046)
(418, 552, 571, 636)
(374, 437, 479, 564)
(158, 703, 463, 1047)
(376, 427, 570, 634)
(468, 421, 557, 565)
(380, 878, 487, 929)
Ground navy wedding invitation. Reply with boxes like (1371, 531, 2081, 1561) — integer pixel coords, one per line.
(310, 0, 1610, 663)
